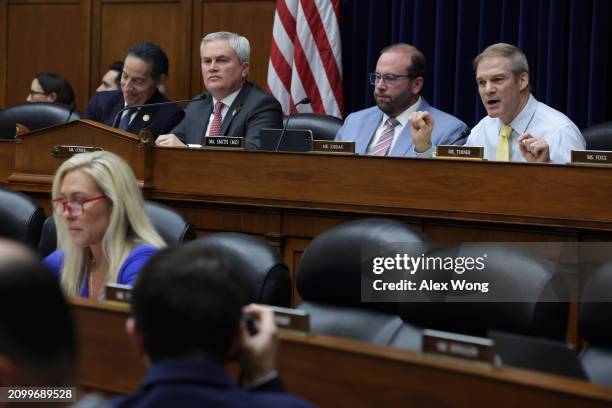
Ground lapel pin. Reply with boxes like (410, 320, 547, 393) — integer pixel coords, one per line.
(143, 114, 151, 122)
(232, 109, 238, 116)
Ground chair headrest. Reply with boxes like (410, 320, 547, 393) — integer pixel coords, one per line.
(398, 244, 569, 339)
(297, 218, 429, 311)
(192, 233, 291, 307)
(283, 113, 343, 141)
(0, 188, 46, 248)
(143, 201, 195, 244)
(581, 121, 612, 150)
(0, 102, 80, 138)
(579, 261, 612, 346)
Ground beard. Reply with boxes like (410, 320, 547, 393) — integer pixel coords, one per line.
(374, 91, 415, 117)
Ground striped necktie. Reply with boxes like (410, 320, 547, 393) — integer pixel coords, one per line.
(208, 101, 224, 136)
(368, 117, 400, 156)
(496, 124, 513, 161)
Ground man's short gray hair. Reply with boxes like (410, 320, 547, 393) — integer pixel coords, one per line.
(473, 43, 529, 76)
(201, 32, 250, 63)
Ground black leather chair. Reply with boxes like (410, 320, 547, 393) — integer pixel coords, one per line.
(0, 102, 80, 139)
(579, 262, 612, 386)
(283, 113, 343, 141)
(397, 244, 570, 341)
(191, 233, 291, 307)
(581, 121, 612, 151)
(0, 188, 46, 248)
(296, 218, 429, 347)
(38, 200, 196, 256)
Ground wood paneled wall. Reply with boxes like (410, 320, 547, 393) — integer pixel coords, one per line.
(0, 0, 276, 110)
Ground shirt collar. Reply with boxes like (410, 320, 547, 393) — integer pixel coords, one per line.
(212, 88, 241, 110)
(497, 93, 537, 134)
(381, 96, 422, 128)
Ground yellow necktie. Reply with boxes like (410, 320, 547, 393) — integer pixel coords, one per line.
(496, 124, 513, 161)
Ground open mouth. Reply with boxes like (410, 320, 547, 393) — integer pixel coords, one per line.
(487, 99, 500, 108)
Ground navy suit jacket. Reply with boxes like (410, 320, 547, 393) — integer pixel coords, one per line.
(83, 90, 185, 139)
(112, 358, 313, 408)
(335, 98, 467, 156)
(170, 82, 283, 149)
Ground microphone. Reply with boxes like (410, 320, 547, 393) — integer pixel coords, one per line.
(65, 102, 76, 123)
(274, 96, 312, 151)
(452, 126, 471, 145)
(111, 94, 208, 128)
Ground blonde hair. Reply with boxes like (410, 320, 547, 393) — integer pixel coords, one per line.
(51, 151, 165, 296)
(473, 43, 529, 76)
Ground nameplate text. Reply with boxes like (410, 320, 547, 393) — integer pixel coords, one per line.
(52, 145, 103, 158)
(312, 140, 355, 154)
(204, 136, 245, 149)
(571, 150, 612, 166)
(422, 329, 494, 365)
(436, 145, 484, 160)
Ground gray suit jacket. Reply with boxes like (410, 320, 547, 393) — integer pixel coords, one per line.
(335, 98, 467, 156)
(171, 82, 283, 149)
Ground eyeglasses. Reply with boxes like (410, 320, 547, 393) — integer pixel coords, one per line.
(369, 72, 414, 86)
(52, 195, 107, 216)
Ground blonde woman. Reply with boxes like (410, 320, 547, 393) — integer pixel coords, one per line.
(44, 151, 165, 298)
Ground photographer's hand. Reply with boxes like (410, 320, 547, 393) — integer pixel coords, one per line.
(240, 304, 278, 387)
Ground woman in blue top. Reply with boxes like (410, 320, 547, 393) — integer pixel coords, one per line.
(44, 151, 165, 299)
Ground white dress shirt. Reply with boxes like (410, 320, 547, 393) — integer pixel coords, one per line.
(204, 89, 241, 136)
(466, 94, 585, 163)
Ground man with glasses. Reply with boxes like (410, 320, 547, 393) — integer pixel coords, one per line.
(83, 42, 185, 139)
(335, 43, 466, 156)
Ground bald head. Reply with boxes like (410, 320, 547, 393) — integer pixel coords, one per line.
(380, 43, 426, 79)
(0, 238, 38, 263)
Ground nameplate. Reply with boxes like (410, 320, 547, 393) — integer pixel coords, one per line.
(436, 145, 484, 160)
(312, 140, 355, 154)
(571, 150, 612, 166)
(422, 329, 494, 365)
(203, 136, 245, 149)
(52, 145, 103, 158)
(258, 304, 310, 334)
(104, 283, 132, 304)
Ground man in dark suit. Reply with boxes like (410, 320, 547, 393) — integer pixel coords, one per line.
(84, 42, 184, 139)
(156, 32, 282, 150)
(115, 244, 312, 408)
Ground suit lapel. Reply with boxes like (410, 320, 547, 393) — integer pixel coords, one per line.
(389, 99, 429, 156)
(356, 109, 382, 154)
(219, 84, 250, 136)
(198, 97, 214, 142)
(108, 95, 126, 127)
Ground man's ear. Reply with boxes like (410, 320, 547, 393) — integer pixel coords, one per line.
(125, 317, 147, 359)
(518, 72, 529, 92)
(0, 354, 17, 388)
(241, 62, 250, 80)
(47, 92, 58, 103)
(155, 73, 167, 87)
(411, 76, 424, 94)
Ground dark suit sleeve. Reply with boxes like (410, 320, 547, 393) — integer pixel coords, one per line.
(82, 93, 101, 121)
(160, 108, 186, 136)
(169, 104, 194, 143)
(245, 94, 283, 150)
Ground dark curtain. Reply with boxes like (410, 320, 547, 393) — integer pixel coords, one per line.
(340, 0, 611, 129)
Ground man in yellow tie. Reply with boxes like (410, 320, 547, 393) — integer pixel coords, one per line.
(409, 43, 585, 163)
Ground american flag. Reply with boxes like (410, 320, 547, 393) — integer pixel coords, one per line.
(267, 0, 344, 118)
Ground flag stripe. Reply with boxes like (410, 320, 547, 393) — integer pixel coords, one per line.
(301, 0, 344, 113)
(268, 0, 344, 118)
